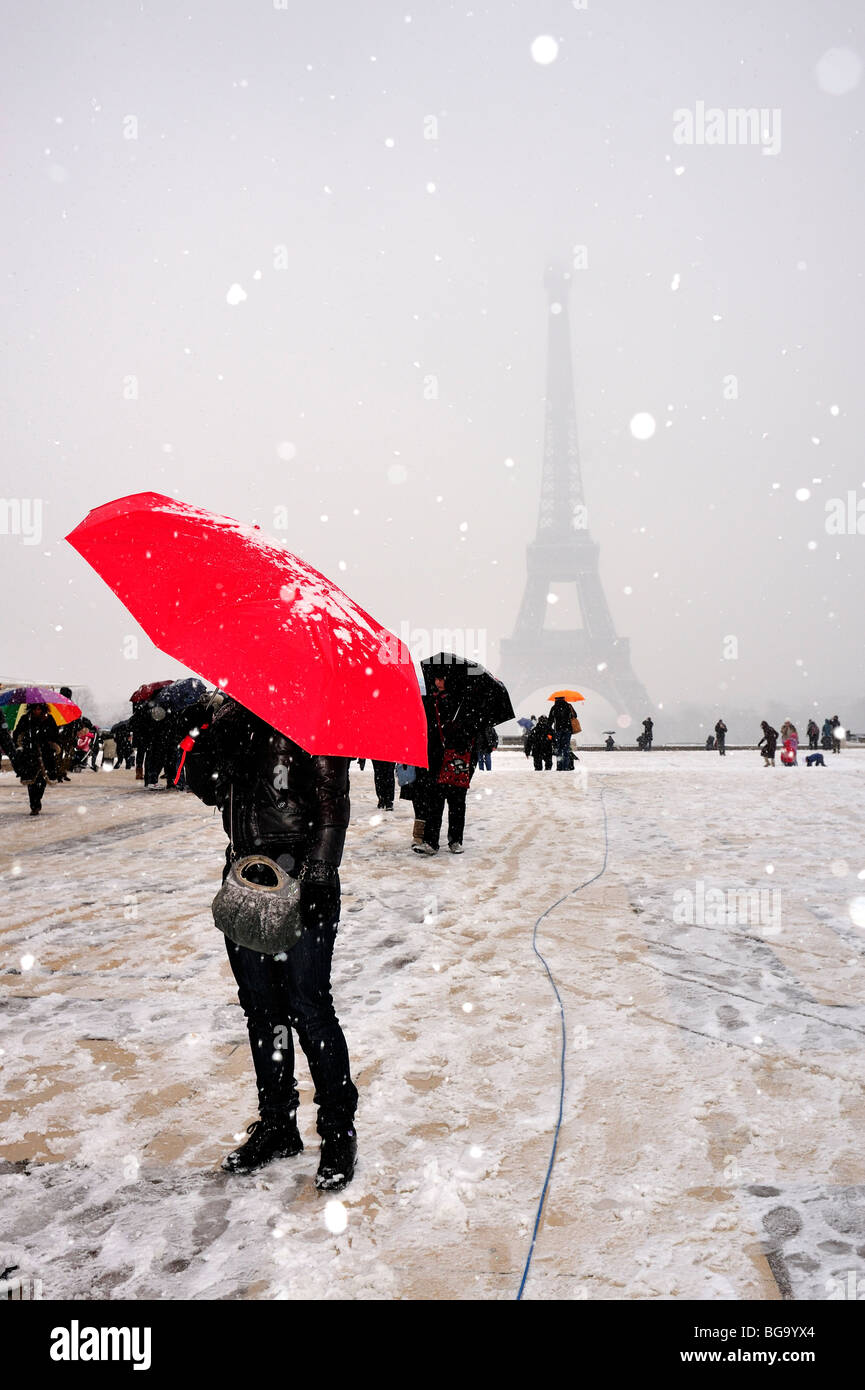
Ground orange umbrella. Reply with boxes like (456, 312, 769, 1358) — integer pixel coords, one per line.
(547, 689, 585, 702)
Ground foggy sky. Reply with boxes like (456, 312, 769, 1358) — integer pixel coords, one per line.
(2, 0, 863, 733)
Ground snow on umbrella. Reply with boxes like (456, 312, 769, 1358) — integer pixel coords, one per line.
(0, 686, 82, 731)
(419, 653, 515, 732)
(155, 677, 208, 714)
(129, 680, 173, 705)
(547, 689, 585, 702)
(66, 492, 428, 765)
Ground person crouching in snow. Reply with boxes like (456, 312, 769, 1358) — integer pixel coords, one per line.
(184, 694, 358, 1190)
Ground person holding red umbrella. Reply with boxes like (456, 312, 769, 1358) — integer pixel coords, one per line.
(66, 492, 428, 1191)
(183, 694, 357, 1188)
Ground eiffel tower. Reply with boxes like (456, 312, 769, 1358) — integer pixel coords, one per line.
(500, 263, 651, 722)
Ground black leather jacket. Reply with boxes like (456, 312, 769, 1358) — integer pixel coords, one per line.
(184, 699, 349, 880)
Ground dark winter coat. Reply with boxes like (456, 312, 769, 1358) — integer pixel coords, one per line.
(527, 716, 554, 757)
(184, 698, 349, 875)
(759, 724, 778, 756)
(422, 687, 474, 777)
(111, 720, 133, 760)
(549, 698, 577, 732)
(14, 710, 61, 785)
(475, 725, 499, 755)
(129, 704, 153, 752)
(0, 718, 16, 767)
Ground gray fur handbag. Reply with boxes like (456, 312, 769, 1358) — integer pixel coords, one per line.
(211, 854, 303, 955)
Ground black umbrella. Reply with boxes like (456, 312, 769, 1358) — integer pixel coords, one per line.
(155, 677, 208, 715)
(420, 653, 515, 733)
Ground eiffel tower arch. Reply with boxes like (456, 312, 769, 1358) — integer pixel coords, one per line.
(499, 263, 651, 723)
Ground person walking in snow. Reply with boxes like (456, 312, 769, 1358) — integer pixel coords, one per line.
(144, 703, 182, 788)
(99, 730, 117, 769)
(184, 694, 357, 1190)
(129, 700, 152, 781)
(758, 721, 778, 767)
(528, 714, 554, 770)
(14, 704, 61, 815)
(413, 671, 474, 855)
(806, 719, 820, 750)
(372, 759, 395, 811)
(820, 717, 834, 751)
(830, 714, 843, 754)
(475, 724, 498, 771)
(522, 716, 536, 759)
(0, 717, 18, 773)
(111, 719, 134, 769)
(641, 716, 654, 751)
(549, 696, 577, 771)
(396, 764, 425, 845)
(54, 686, 77, 781)
(714, 719, 727, 757)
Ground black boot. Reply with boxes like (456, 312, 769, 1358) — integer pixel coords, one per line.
(222, 1114, 303, 1175)
(315, 1120, 357, 1192)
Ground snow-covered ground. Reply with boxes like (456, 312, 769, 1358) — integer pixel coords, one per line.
(2, 750, 864, 1301)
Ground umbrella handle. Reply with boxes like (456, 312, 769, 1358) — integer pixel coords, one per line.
(173, 722, 209, 785)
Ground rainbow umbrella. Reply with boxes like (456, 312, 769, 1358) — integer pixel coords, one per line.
(0, 686, 82, 732)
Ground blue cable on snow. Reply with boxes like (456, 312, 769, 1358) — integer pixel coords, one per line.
(516, 788, 610, 1301)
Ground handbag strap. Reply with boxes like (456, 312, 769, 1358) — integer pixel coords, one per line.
(433, 692, 465, 749)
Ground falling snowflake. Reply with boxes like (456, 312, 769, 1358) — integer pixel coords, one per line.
(324, 1200, 348, 1234)
(629, 413, 656, 440)
(531, 35, 559, 64)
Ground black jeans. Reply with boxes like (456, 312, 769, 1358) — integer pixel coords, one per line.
(224, 910, 358, 1133)
(372, 760, 395, 806)
(423, 784, 467, 849)
(27, 777, 47, 811)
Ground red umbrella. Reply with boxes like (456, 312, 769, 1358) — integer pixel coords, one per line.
(66, 492, 428, 766)
(129, 680, 173, 705)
